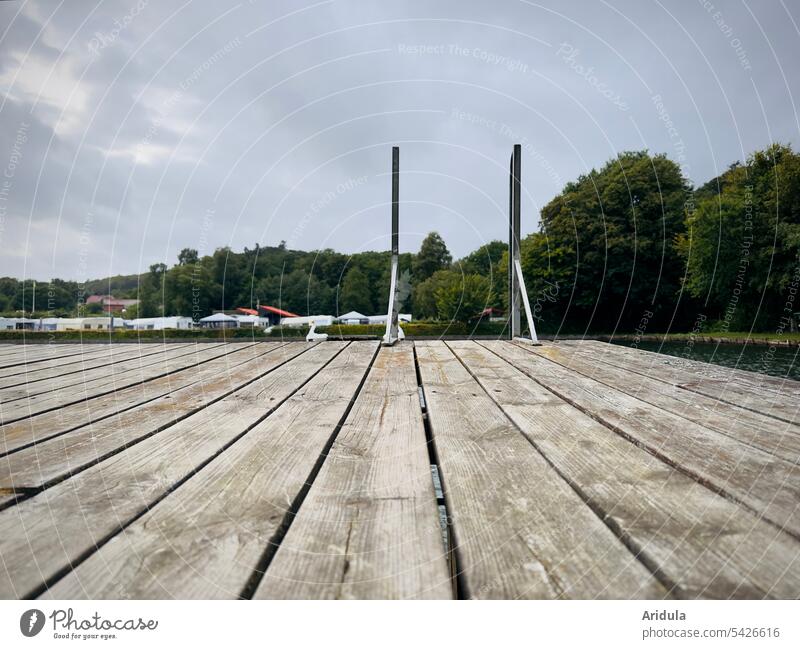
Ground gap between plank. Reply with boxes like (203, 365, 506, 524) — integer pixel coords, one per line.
(501, 341, 800, 543)
(0, 342, 250, 425)
(0, 343, 290, 460)
(412, 342, 469, 601)
(238, 342, 381, 600)
(0, 344, 312, 514)
(21, 342, 353, 600)
(449, 341, 682, 599)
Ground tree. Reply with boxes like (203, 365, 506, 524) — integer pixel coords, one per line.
(338, 267, 373, 314)
(412, 270, 459, 319)
(137, 263, 167, 317)
(456, 240, 506, 311)
(177, 248, 199, 266)
(679, 143, 800, 330)
(85, 301, 104, 315)
(434, 273, 493, 323)
(413, 232, 452, 281)
(529, 151, 690, 332)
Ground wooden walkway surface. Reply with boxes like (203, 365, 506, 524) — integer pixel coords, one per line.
(0, 339, 798, 599)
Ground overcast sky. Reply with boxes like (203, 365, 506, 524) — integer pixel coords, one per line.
(1, 0, 798, 281)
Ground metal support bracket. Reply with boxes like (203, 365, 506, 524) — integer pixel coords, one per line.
(509, 144, 540, 345)
(383, 146, 401, 346)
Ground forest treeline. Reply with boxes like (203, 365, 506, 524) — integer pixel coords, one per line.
(2, 143, 799, 333)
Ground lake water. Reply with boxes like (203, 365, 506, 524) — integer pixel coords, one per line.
(611, 340, 800, 381)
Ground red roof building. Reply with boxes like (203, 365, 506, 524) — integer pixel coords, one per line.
(236, 305, 299, 325)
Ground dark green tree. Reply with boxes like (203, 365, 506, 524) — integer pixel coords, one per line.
(679, 143, 800, 330)
(413, 269, 459, 319)
(434, 273, 493, 323)
(338, 267, 373, 314)
(412, 232, 452, 281)
(456, 240, 506, 310)
(527, 151, 690, 332)
(177, 248, 199, 266)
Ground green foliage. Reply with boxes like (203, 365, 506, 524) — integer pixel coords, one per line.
(434, 273, 494, 323)
(84, 302, 104, 315)
(679, 143, 800, 331)
(412, 232, 452, 281)
(526, 150, 691, 332)
(455, 240, 506, 311)
(412, 270, 458, 319)
(338, 267, 373, 314)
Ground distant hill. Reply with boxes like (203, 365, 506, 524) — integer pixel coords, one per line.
(83, 273, 144, 297)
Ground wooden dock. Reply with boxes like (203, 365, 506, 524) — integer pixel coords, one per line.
(0, 339, 798, 599)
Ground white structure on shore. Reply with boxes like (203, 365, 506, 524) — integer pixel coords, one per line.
(126, 316, 193, 330)
(198, 313, 239, 329)
(334, 311, 413, 326)
(0, 317, 37, 330)
(280, 315, 334, 328)
(366, 313, 412, 325)
(55, 317, 125, 331)
(232, 314, 271, 328)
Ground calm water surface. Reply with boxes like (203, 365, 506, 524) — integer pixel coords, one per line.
(610, 340, 800, 381)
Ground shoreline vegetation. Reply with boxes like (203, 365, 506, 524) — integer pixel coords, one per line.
(1, 326, 797, 346)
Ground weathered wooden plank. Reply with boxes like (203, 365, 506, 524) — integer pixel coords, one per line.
(0, 344, 101, 368)
(0, 342, 242, 422)
(561, 341, 799, 423)
(45, 342, 380, 599)
(414, 341, 665, 599)
(0, 342, 346, 598)
(525, 344, 800, 464)
(0, 343, 191, 386)
(0, 343, 284, 455)
(0, 343, 225, 402)
(0, 343, 183, 368)
(450, 341, 800, 598)
(0, 344, 136, 374)
(569, 339, 797, 393)
(487, 341, 800, 539)
(0, 343, 303, 492)
(255, 345, 452, 600)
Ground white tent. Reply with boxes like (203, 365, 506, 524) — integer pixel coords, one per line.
(198, 313, 239, 329)
(337, 311, 368, 324)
